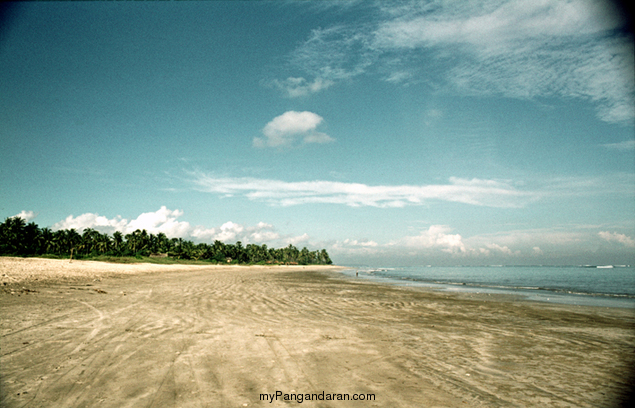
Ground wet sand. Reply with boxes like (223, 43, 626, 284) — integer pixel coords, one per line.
(1, 257, 634, 407)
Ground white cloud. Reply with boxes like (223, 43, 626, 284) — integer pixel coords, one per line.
(127, 207, 191, 238)
(248, 222, 280, 243)
(50, 207, 285, 246)
(191, 226, 217, 241)
(598, 231, 635, 248)
(12, 210, 37, 222)
(289, 24, 375, 84)
(46, 207, 635, 264)
(485, 243, 519, 256)
(271, 77, 335, 97)
(214, 221, 244, 242)
(188, 172, 536, 208)
(465, 228, 589, 249)
(463, 225, 635, 258)
(374, 0, 634, 123)
(331, 225, 532, 260)
(535, 174, 635, 198)
(286, 233, 310, 246)
(384, 71, 412, 83)
(285, 0, 634, 123)
(53, 213, 128, 233)
(329, 238, 384, 257)
(302, 131, 334, 144)
(375, 0, 621, 48)
(398, 225, 467, 254)
(253, 111, 334, 148)
(602, 140, 635, 151)
(330, 223, 635, 263)
(343, 239, 379, 247)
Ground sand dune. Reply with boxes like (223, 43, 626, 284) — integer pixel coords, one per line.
(1, 257, 633, 407)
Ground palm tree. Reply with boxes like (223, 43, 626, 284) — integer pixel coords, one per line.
(95, 232, 111, 254)
(66, 229, 82, 254)
(50, 230, 65, 255)
(0, 219, 335, 264)
(112, 231, 123, 255)
(80, 228, 99, 255)
(0, 216, 26, 255)
(319, 249, 332, 264)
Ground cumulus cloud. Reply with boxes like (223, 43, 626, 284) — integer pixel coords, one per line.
(485, 243, 519, 256)
(53, 213, 128, 233)
(329, 238, 384, 257)
(127, 207, 191, 238)
(249, 222, 280, 243)
(332, 225, 530, 260)
(463, 226, 635, 260)
(253, 111, 334, 148)
(214, 221, 244, 242)
(188, 172, 535, 208)
(190, 226, 217, 241)
(399, 225, 467, 254)
(343, 239, 378, 247)
(50, 207, 284, 245)
(326, 222, 635, 264)
(332, 224, 635, 263)
(11, 210, 37, 222)
(285, 233, 310, 246)
(598, 231, 635, 248)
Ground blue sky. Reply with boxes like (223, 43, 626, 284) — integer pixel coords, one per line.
(1, 0, 633, 266)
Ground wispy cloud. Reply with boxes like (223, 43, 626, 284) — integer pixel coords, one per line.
(253, 111, 334, 148)
(374, 0, 622, 48)
(537, 173, 635, 197)
(270, 77, 335, 97)
(185, 171, 635, 212)
(289, 24, 376, 83)
(602, 140, 635, 150)
(283, 0, 634, 123)
(187, 172, 536, 208)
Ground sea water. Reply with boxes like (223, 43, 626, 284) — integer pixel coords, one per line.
(340, 265, 635, 308)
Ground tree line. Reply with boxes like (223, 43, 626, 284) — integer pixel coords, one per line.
(0, 216, 332, 265)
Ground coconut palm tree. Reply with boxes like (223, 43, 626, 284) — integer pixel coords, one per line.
(112, 231, 123, 255)
(0, 216, 26, 255)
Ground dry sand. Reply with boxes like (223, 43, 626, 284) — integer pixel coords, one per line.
(1, 257, 634, 407)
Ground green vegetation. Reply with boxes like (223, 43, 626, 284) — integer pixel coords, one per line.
(0, 217, 332, 265)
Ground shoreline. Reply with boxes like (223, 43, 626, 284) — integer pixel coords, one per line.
(336, 266, 635, 309)
(2, 257, 634, 407)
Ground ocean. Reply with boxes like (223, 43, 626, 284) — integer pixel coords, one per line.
(340, 265, 635, 308)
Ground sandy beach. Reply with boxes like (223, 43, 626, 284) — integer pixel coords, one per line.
(1, 257, 634, 407)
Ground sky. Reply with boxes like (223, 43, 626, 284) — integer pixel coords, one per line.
(1, 0, 634, 266)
